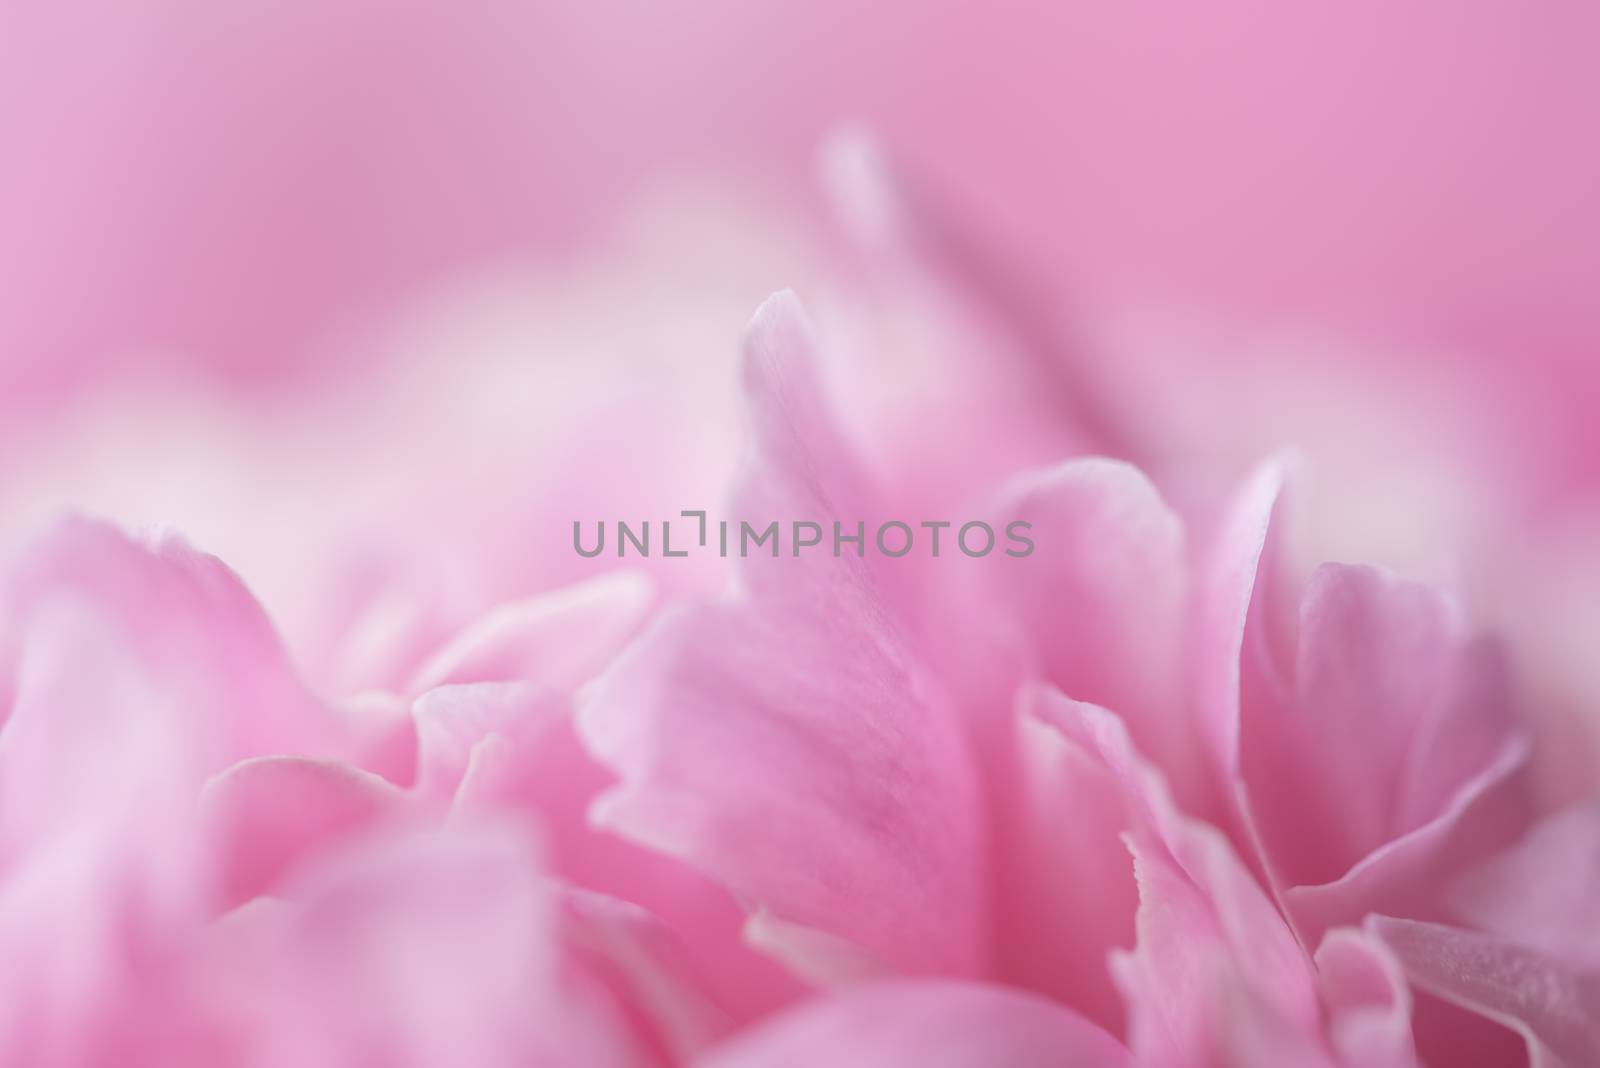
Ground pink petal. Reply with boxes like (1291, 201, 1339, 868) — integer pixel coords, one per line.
(698, 980, 1130, 1068)
(991, 459, 1200, 805)
(1207, 976, 1343, 1068)
(1448, 802, 1600, 970)
(1111, 834, 1324, 1068)
(202, 756, 404, 909)
(1265, 565, 1512, 883)
(1243, 563, 1533, 939)
(419, 680, 807, 1025)
(238, 823, 652, 1068)
(1026, 685, 1321, 1063)
(561, 888, 734, 1062)
(990, 694, 1138, 1031)
(1392, 636, 1524, 836)
(0, 519, 345, 1060)
(405, 570, 654, 694)
(815, 126, 1109, 511)
(1284, 730, 1529, 944)
(1198, 454, 1295, 797)
(1372, 915, 1600, 1068)
(410, 681, 566, 802)
(0, 517, 339, 766)
(578, 292, 985, 979)
(1314, 927, 1421, 1068)
(0, 600, 211, 1062)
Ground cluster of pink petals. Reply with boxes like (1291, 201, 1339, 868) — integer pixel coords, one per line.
(3, 261, 1594, 1066)
(5, 0, 1600, 1059)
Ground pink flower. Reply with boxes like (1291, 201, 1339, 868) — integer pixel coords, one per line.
(3, 245, 1596, 1064)
(576, 290, 1596, 1066)
(0, 517, 772, 1066)
(1, 29, 1597, 1056)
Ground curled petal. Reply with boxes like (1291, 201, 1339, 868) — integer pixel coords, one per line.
(410, 682, 566, 802)
(406, 570, 654, 694)
(578, 292, 985, 979)
(1284, 731, 1529, 944)
(992, 459, 1196, 802)
(1314, 927, 1421, 1068)
(1025, 685, 1320, 1064)
(1199, 455, 1295, 796)
(992, 697, 1138, 1029)
(202, 756, 404, 908)
(417, 679, 806, 1026)
(1262, 565, 1524, 887)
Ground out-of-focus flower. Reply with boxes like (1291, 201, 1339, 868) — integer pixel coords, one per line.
(575, 290, 1592, 1065)
(1, 258, 1594, 1065)
(1, 14, 1597, 1055)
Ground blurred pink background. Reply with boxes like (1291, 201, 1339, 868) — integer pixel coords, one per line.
(3, 1, 1597, 724)
(5, 1, 1596, 438)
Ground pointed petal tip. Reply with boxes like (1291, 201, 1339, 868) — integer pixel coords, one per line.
(744, 288, 810, 339)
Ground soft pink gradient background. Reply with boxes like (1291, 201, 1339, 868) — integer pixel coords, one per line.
(5, 2, 1597, 455)
(7, 0, 1598, 757)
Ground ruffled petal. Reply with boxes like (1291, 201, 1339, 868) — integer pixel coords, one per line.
(0, 519, 348, 1061)
(1025, 685, 1322, 1065)
(992, 459, 1198, 802)
(991, 690, 1139, 1030)
(578, 292, 985, 980)
(410, 681, 566, 801)
(418, 680, 807, 1025)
